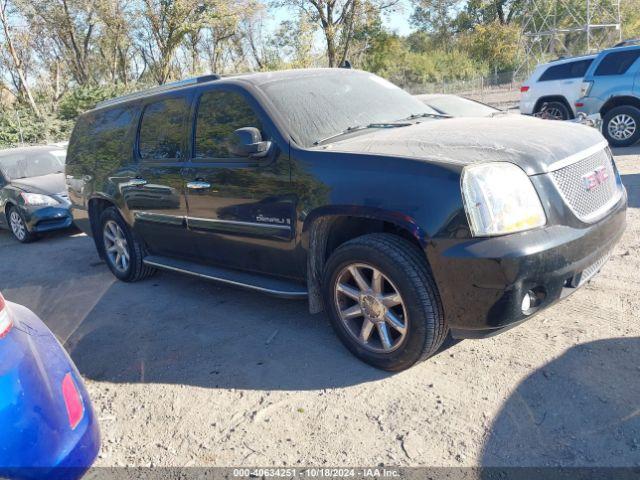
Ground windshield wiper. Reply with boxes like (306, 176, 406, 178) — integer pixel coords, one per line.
(313, 122, 413, 146)
(403, 112, 452, 120)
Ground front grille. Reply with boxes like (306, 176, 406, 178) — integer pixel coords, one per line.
(550, 147, 620, 222)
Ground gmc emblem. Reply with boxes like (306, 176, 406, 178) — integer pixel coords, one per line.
(582, 166, 609, 191)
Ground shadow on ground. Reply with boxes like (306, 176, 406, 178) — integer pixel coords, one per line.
(482, 338, 640, 467)
(1, 229, 459, 390)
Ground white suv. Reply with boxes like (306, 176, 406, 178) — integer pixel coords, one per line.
(520, 54, 597, 120)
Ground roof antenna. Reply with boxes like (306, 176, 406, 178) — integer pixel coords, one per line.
(339, 60, 352, 69)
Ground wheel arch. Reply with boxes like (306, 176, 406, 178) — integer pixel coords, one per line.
(600, 96, 640, 117)
(534, 95, 574, 118)
(88, 196, 119, 259)
(302, 207, 429, 314)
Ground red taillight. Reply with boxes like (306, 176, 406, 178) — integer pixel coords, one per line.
(62, 373, 85, 429)
(0, 293, 12, 338)
(575, 102, 584, 107)
(520, 86, 530, 92)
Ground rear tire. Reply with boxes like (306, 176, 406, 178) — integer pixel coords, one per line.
(99, 207, 156, 282)
(536, 100, 571, 120)
(8, 207, 36, 243)
(602, 106, 640, 148)
(322, 233, 447, 371)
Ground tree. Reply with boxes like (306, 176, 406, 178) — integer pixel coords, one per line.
(274, 0, 400, 67)
(18, 0, 99, 86)
(410, 0, 462, 47)
(460, 20, 519, 72)
(0, 0, 40, 116)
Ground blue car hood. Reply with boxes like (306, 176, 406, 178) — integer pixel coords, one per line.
(0, 302, 99, 475)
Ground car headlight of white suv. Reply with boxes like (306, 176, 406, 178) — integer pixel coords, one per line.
(461, 162, 547, 237)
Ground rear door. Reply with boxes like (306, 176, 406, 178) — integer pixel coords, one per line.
(125, 93, 194, 259)
(184, 86, 297, 278)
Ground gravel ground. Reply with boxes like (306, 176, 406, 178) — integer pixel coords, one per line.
(0, 147, 638, 470)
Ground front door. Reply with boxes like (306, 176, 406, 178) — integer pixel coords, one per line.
(184, 88, 298, 278)
(123, 94, 193, 259)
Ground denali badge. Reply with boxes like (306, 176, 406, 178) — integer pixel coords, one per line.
(582, 166, 609, 191)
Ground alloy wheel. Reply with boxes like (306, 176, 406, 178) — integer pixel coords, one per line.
(545, 106, 565, 120)
(103, 220, 130, 273)
(334, 263, 408, 353)
(9, 211, 26, 241)
(608, 114, 637, 141)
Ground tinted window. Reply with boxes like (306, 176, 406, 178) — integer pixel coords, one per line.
(594, 50, 640, 76)
(195, 91, 264, 159)
(67, 105, 135, 174)
(539, 59, 594, 81)
(139, 97, 190, 160)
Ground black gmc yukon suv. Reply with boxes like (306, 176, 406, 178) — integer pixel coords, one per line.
(66, 69, 627, 371)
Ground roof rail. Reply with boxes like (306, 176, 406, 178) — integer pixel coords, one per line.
(613, 38, 640, 48)
(96, 74, 221, 109)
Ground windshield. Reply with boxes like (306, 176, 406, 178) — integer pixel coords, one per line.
(0, 149, 66, 180)
(259, 70, 439, 147)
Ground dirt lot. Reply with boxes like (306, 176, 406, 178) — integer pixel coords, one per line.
(1, 147, 639, 469)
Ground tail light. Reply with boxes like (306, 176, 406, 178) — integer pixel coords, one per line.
(0, 293, 13, 338)
(520, 86, 530, 93)
(62, 373, 85, 429)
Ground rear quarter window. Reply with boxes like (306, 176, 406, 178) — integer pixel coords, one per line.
(538, 59, 594, 81)
(594, 49, 640, 76)
(67, 105, 137, 175)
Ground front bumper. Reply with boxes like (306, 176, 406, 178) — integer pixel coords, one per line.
(23, 205, 73, 233)
(427, 190, 627, 339)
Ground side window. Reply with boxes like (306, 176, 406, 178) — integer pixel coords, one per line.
(138, 97, 190, 161)
(594, 50, 640, 76)
(67, 105, 135, 172)
(194, 90, 264, 159)
(539, 59, 593, 81)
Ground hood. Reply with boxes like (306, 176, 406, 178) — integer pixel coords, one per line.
(11, 173, 66, 196)
(320, 115, 606, 175)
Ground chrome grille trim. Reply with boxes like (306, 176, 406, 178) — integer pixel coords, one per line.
(546, 140, 608, 173)
(549, 146, 621, 223)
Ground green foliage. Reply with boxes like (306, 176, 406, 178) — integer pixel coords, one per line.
(58, 84, 132, 121)
(0, 108, 72, 149)
(460, 21, 520, 72)
(359, 30, 486, 86)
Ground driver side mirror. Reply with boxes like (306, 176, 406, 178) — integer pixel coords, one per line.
(230, 127, 272, 158)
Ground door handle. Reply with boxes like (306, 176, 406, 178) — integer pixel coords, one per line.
(186, 181, 211, 190)
(129, 178, 147, 187)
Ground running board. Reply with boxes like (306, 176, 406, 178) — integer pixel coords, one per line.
(143, 255, 308, 299)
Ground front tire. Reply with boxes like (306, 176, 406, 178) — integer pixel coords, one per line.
(603, 106, 640, 148)
(99, 207, 156, 282)
(8, 207, 35, 243)
(323, 233, 447, 371)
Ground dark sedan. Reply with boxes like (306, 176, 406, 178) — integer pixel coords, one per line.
(0, 146, 72, 243)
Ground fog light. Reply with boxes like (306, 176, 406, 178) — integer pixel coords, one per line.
(521, 291, 534, 312)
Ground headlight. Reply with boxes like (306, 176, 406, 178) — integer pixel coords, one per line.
(20, 192, 59, 207)
(461, 162, 546, 236)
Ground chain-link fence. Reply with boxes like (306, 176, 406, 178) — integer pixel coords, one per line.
(404, 70, 528, 111)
